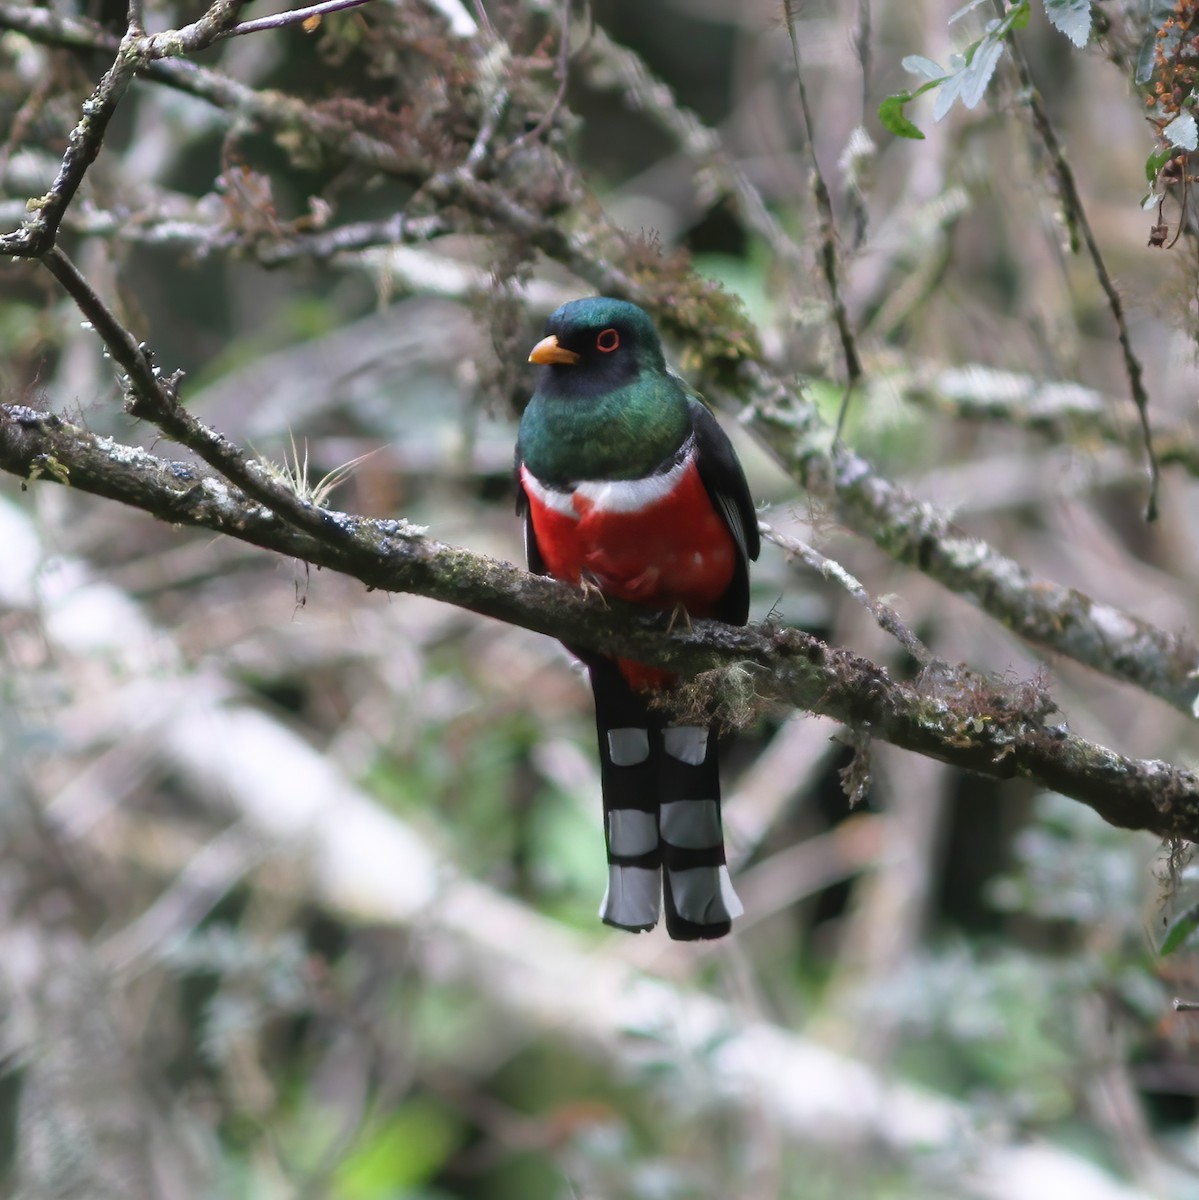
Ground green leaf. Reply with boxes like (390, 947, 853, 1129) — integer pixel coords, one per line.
(880, 70, 954, 137)
(983, 2, 1032, 39)
(1145, 144, 1175, 183)
(1161, 904, 1199, 956)
(1009, 1, 1032, 29)
(879, 93, 926, 140)
(334, 1102, 461, 1199)
(1043, 0, 1092, 48)
(1165, 111, 1198, 151)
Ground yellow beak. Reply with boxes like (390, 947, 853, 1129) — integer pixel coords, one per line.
(528, 334, 581, 365)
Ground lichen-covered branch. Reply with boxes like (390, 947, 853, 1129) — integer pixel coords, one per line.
(0, 0, 253, 257)
(416, 123, 1199, 720)
(1, 0, 1196, 718)
(742, 369, 1199, 717)
(901, 361, 1199, 479)
(2, 401, 1197, 841)
(0, 37, 138, 257)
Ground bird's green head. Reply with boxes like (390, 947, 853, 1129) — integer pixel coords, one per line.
(527, 297, 667, 394)
(521, 298, 689, 484)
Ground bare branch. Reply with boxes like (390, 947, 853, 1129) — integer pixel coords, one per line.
(760, 522, 935, 666)
(783, 0, 863, 432)
(1009, 36, 1160, 521)
(579, 24, 807, 279)
(0, 44, 138, 257)
(222, 0, 376, 39)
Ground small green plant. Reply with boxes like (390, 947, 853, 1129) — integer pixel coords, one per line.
(878, 1, 1092, 141)
(258, 431, 379, 508)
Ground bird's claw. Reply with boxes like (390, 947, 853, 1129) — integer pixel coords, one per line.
(664, 603, 692, 635)
(579, 572, 609, 607)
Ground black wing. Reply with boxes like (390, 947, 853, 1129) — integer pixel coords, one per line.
(688, 398, 759, 626)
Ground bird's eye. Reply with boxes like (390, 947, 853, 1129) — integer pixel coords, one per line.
(596, 328, 620, 353)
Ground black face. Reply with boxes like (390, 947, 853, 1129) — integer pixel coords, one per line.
(539, 317, 639, 398)
(534, 298, 666, 400)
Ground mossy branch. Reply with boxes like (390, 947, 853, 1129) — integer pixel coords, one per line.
(1, 0, 1196, 826)
(3, 401, 1198, 842)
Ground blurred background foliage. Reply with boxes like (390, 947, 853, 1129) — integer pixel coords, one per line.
(2, 0, 1199, 1197)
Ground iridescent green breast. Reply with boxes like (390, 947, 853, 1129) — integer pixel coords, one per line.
(519, 372, 692, 485)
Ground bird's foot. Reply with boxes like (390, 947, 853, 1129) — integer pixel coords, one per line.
(664, 602, 692, 635)
(579, 571, 609, 607)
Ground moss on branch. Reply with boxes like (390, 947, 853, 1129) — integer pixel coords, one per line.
(2, 400, 1197, 842)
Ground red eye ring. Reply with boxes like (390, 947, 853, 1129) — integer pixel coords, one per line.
(596, 328, 620, 353)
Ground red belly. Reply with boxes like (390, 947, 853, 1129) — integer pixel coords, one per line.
(522, 461, 737, 689)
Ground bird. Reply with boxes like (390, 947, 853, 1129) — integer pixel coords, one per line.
(516, 297, 759, 940)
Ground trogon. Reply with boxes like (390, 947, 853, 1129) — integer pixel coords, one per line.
(515, 297, 759, 940)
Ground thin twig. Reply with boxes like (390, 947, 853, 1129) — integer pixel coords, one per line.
(855, 0, 872, 119)
(783, 0, 863, 435)
(0, 44, 139, 257)
(40, 246, 355, 546)
(759, 521, 934, 665)
(580, 25, 807, 278)
(221, 0, 376, 38)
(511, 0, 576, 148)
(1009, 36, 1160, 522)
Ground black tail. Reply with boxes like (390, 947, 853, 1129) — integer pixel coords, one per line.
(587, 658, 741, 941)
